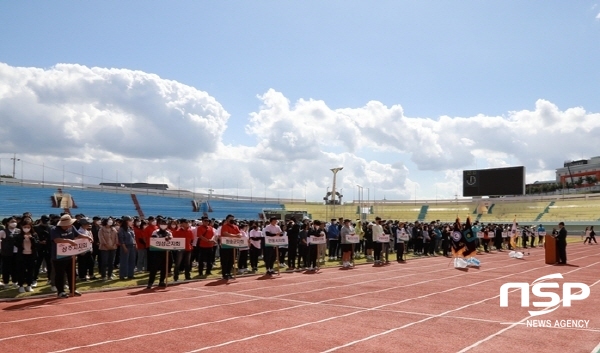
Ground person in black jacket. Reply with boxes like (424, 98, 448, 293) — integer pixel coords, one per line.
(556, 222, 568, 265)
(0, 217, 20, 288)
(286, 218, 300, 270)
(15, 219, 39, 293)
(33, 215, 52, 288)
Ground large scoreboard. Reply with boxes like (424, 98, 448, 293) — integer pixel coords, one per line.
(463, 166, 525, 197)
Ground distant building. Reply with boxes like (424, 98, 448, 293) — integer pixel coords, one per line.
(556, 156, 600, 185)
(99, 182, 169, 190)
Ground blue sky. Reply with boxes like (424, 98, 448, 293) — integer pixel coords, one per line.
(1, 1, 599, 201)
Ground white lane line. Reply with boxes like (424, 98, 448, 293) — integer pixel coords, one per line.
(456, 278, 600, 353)
(44, 252, 563, 353)
(321, 262, 600, 353)
(43, 250, 596, 352)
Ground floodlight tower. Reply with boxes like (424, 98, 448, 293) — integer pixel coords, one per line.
(330, 167, 343, 205)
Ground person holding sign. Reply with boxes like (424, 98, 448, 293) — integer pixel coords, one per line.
(51, 214, 92, 298)
(340, 219, 355, 268)
(307, 220, 326, 271)
(220, 214, 241, 280)
(263, 217, 282, 276)
(372, 217, 385, 265)
(395, 223, 408, 262)
(147, 218, 172, 289)
(537, 224, 546, 246)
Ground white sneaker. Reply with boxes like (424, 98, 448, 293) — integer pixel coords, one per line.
(18, 287, 25, 293)
(25, 286, 33, 292)
(12, 283, 19, 288)
(0, 282, 4, 289)
(31, 281, 38, 288)
(51, 286, 57, 292)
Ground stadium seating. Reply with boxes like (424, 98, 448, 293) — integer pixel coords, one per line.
(423, 203, 478, 223)
(0, 184, 57, 218)
(539, 199, 600, 222)
(478, 201, 548, 224)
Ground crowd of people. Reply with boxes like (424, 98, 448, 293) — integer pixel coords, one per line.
(0, 212, 586, 298)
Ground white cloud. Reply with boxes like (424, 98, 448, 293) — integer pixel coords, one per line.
(596, 12, 600, 19)
(1, 63, 599, 203)
(0, 63, 229, 159)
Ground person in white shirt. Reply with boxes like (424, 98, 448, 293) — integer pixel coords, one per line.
(263, 217, 282, 275)
(372, 217, 385, 265)
(248, 222, 263, 272)
(340, 219, 355, 268)
(237, 223, 250, 274)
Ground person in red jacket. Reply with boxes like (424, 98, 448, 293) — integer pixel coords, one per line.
(143, 216, 158, 250)
(197, 217, 216, 277)
(173, 219, 194, 281)
(133, 218, 147, 272)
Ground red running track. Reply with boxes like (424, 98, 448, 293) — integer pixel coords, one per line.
(0, 243, 598, 353)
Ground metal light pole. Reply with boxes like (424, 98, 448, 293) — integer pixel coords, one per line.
(330, 167, 343, 218)
(11, 153, 20, 179)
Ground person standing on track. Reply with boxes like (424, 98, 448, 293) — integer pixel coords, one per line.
(146, 218, 172, 289)
(556, 222, 568, 265)
(340, 219, 354, 268)
(248, 222, 263, 272)
(220, 214, 241, 280)
(197, 217, 216, 277)
(51, 214, 92, 298)
(118, 216, 137, 280)
(263, 217, 282, 276)
(372, 217, 385, 265)
(307, 220, 325, 271)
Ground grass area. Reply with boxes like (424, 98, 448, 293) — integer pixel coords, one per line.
(0, 236, 590, 299)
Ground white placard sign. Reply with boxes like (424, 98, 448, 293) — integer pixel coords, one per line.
(345, 235, 360, 244)
(308, 236, 327, 245)
(149, 238, 186, 251)
(221, 237, 249, 249)
(56, 238, 92, 259)
(376, 234, 390, 243)
(265, 235, 289, 247)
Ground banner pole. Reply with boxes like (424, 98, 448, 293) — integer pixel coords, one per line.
(71, 255, 76, 297)
(165, 250, 169, 287)
(275, 246, 280, 276)
(232, 247, 237, 279)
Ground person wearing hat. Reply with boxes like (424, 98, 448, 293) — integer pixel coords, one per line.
(51, 214, 92, 298)
(118, 216, 137, 280)
(147, 218, 173, 289)
(219, 214, 242, 280)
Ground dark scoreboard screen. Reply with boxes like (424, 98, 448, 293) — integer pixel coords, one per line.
(463, 166, 525, 197)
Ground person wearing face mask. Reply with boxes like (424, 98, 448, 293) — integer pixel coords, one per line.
(197, 217, 216, 277)
(147, 218, 173, 289)
(51, 214, 93, 298)
(76, 218, 95, 281)
(219, 214, 242, 280)
(143, 216, 158, 259)
(99, 218, 118, 281)
(0, 217, 20, 289)
(134, 218, 147, 272)
(91, 216, 102, 275)
(118, 216, 137, 280)
(33, 215, 51, 288)
(15, 219, 39, 293)
(173, 219, 194, 281)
